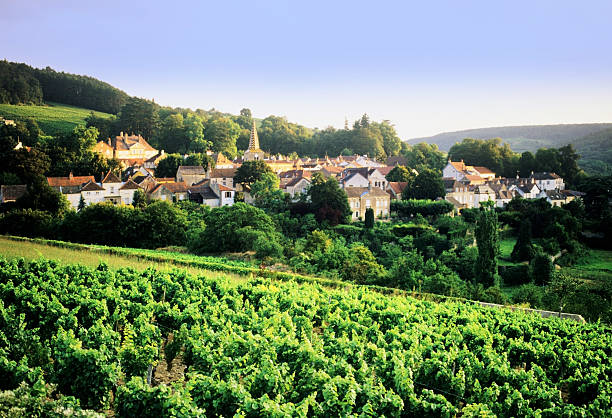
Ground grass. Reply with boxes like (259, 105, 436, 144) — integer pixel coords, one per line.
(498, 237, 520, 266)
(0, 101, 113, 137)
(0, 236, 245, 284)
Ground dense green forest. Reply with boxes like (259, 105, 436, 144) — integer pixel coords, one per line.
(0, 60, 129, 114)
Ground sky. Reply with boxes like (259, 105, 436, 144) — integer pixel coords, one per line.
(2, 0, 611, 139)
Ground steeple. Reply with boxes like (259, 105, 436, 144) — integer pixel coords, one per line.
(248, 120, 261, 151)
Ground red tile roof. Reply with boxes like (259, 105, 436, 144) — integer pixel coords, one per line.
(47, 174, 95, 188)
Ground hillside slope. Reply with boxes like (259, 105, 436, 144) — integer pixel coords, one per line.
(407, 123, 612, 152)
(574, 127, 612, 175)
(0, 101, 113, 137)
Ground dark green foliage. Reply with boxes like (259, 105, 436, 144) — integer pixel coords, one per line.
(401, 167, 445, 200)
(475, 204, 499, 287)
(401, 142, 447, 172)
(153, 153, 183, 178)
(234, 160, 273, 185)
(0, 60, 43, 105)
(17, 176, 69, 215)
(448, 138, 518, 177)
(364, 208, 374, 228)
(307, 173, 351, 225)
(190, 202, 280, 254)
(531, 252, 553, 285)
(511, 219, 536, 262)
(385, 165, 414, 182)
(116, 98, 160, 142)
(500, 265, 531, 286)
(391, 199, 453, 218)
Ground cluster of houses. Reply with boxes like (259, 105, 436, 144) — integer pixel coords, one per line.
(441, 159, 581, 209)
(0, 119, 582, 220)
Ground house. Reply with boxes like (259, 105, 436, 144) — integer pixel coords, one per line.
(188, 180, 235, 207)
(281, 176, 311, 198)
(341, 167, 388, 190)
(443, 178, 474, 207)
(386, 156, 408, 166)
(509, 182, 541, 199)
(0, 184, 27, 204)
(176, 165, 206, 186)
(80, 181, 106, 207)
(94, 132, 159, 163)
(346, 186, 390, 221)
(101, 171, 123, 205)
(208, 152, 234, 169)
(387, 182, 408, 200)
(531, 172, 564, 191)
(470, 184, 496, 208)
(143, 151, 166, 171)
(208, 168, 237, 189)
(119, 179, 142, 205)
(47, 173, 96, 209)
(442, 160, 490, 184)
(342, 170, 369, 188)
(542, 189, 567, 207)
(488, 183, 514, 207)
(472, 166, 496, 181)
(149, 181, 189, 202)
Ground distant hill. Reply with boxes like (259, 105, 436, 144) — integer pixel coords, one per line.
(407, 124, 612, 153)
(0, 102, 113, 137)
(573, 128, 612, 176)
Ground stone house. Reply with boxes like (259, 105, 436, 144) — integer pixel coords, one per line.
(346, 186, 390, 221)
(176, 165, 206, 186)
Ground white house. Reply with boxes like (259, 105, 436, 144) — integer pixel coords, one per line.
(101, 171, 123, 205)
(342, 171, 369, 188)
(119, 179, 142, 205)
(81, 181, 106, 207)
(531, 172, 564, 191)
(509, 183, 541, 199)
(282, 177, 311, 198)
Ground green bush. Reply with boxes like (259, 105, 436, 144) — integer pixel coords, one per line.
(500, 265, 531, 286)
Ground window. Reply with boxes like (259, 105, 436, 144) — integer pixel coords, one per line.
(225, 192, 232, 198)
(366, 199, 371, 208)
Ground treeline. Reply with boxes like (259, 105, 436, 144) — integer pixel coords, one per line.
(0, 60, 129, 113)
(448, 137, 583, 185)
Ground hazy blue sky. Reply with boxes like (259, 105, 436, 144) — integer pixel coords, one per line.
(2, 0, 611, 138)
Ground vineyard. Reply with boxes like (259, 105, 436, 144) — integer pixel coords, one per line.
(0, 102, 112, 137)
(1, 257, 611, 416)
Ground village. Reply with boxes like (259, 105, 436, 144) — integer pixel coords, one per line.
(0, 120, 581, 219)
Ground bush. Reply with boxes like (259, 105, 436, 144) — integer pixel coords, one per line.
(0, 209, 54, 238)
(531, 252, 553, 286)
(500, 265, 531, 286)
(391, 199, 453, 218)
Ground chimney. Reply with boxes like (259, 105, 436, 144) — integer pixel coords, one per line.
(120, 131, 123, 137)
(69, 171, 73, 179)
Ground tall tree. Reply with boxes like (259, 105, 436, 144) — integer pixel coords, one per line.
(116, 98, 160, 142)
(402, 168, 445, 200)
(475, 201, 499, 287)
(385, 165, 414, 183)
(205, 116, 240, 158)
(234, 160, 273, 185)
(308, 172, 351, 225)
(519, 151, 536, 177)
(511, 219, 536, 262)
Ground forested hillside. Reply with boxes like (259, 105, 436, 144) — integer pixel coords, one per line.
(0, 60, 129, 114)
(407, 124, 612, 152)
(574, 128, 612, 176)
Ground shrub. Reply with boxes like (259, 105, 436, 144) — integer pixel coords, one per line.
(531, 252, 553, 286)
(500, 265, 531, 286)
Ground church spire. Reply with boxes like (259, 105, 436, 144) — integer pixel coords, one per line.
(248, 120, 261, 151)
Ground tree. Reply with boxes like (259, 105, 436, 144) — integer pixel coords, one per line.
(375, 120, 402, 157)
(116, 98, 160, 143)
(385, 165, 414, 183)
(154, 154, 183, 178)
(511, 219, 536, 262)
(474, 201, 499, 287)
(132, 189, 148, 208)
(205, 116, 240, 158)
(402, 168, 445, 200)
(341, 244, 385, 284)
(557, 144, 582, 185)
(547, 271, 581, 316)
(234, 160, 273, 185)
(364, 208, 374, 228)
(403, 143, 447, 172)
(157, 113, 188, 153)
(77, 195, 86, 211)
(519, 151, 536, 177)
(308, 172, 351, 225)
(189, 203, 280, 253)
(17, 175, 70, 216)
(531, 251, 553, 285)
(250, 172, 287, 213)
